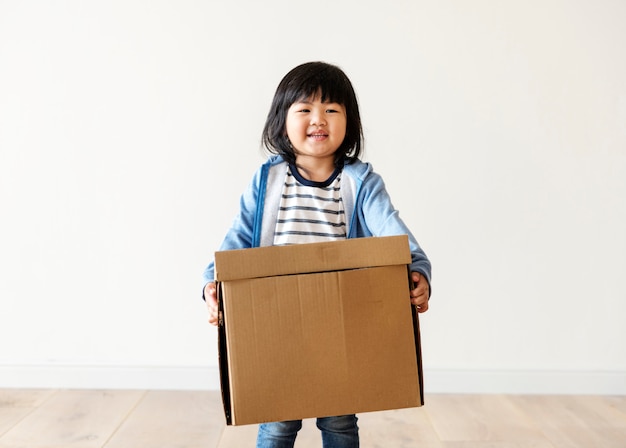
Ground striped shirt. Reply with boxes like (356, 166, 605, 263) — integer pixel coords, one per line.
(273, 165, 346, 245)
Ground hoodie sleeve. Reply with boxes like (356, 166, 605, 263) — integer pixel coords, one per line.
(356, 169, 432, 293)
(201, 165, 263, 285)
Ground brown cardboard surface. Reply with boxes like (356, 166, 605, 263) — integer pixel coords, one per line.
(215, 235, 423, 426)
(214, 234, 411, 281)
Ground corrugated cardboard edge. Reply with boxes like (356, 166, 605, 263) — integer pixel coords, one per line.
(216, 283, 233, 425)
(413, 304, 425, 406)
(409, 272, 425, 406)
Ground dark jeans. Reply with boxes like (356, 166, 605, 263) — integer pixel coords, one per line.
(256, 415, 359, 448)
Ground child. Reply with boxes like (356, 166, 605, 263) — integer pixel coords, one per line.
(203, 61, 431, 448)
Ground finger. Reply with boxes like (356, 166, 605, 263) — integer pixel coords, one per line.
(411, 286, 428, 303)
(411, 294, 429, 311)
(416, 301, 429, 313)
(205, 284, 218, 304)
(411, 283, 429, 298)
(207, 307, 219, 325)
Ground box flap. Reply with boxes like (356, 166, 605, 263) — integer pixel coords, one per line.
(215, 235, 411, 281)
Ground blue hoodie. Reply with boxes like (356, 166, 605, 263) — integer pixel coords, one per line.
(203, 155, 431, 289)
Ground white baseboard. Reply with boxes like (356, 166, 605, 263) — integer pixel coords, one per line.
(0, 365, 624, 395)
(0, 365, 221, 391)
(422, 369, 626, 395)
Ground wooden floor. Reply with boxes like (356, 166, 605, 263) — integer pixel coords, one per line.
(0, 390, 624, 447)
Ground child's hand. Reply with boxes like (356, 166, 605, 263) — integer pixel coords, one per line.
(410, 272, 429, 313)
(205, 282, 219, 326)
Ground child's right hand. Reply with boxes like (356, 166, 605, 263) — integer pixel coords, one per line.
(205, 282, 219, 326)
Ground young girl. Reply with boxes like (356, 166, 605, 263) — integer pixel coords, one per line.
(203, 61, 431, 448)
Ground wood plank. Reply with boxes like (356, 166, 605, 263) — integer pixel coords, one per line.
(218, 423, 258, 447)
(439, 443, 555, 448)
(0, 389, 56, 436)
(0, 389, 56, 408)
(605, 395, 626, 417)
(1, 390, 624, 448)
(104, 390, 223, 448)
(0, 408, 32, 438)
(358, 407, 443, 447)
(424, 395, 549, 444)
(509, 395, 626, 448)
(0, 389, 144, 448)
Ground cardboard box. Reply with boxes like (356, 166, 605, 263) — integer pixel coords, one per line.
(215, 235, 423, 426)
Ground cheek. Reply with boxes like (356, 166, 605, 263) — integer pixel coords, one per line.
(287, 118, 306, 135)
(337, 121, 348, 139)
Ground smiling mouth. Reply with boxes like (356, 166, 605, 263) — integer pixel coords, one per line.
(308, 132, 328, 139)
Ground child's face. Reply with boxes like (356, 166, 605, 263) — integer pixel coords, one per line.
(285, 94, 347, 164)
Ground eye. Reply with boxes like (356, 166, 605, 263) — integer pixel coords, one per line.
(291, 104, 310, 113)
(325, 103, 343, 113)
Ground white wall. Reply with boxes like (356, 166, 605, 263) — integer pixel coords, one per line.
(1, 0, 624, 394)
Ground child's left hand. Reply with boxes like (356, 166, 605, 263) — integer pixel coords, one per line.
(410, 271, 430, 313)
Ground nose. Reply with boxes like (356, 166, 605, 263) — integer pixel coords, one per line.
(310, 110, 326, 126)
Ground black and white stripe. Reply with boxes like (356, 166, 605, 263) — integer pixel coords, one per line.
(273, 169, 346, 245)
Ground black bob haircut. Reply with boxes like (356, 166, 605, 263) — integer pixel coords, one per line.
(261, 62, 363, 167)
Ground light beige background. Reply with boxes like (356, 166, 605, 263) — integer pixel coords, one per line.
(1, 0, 624, 394)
